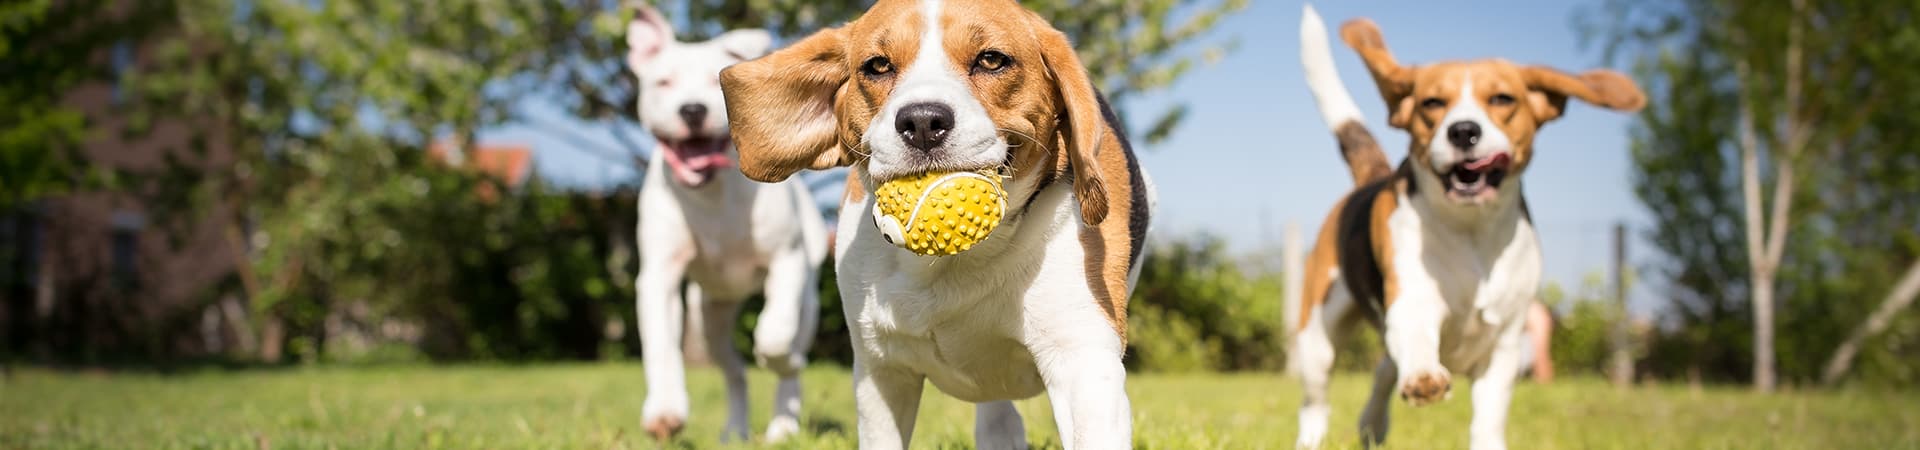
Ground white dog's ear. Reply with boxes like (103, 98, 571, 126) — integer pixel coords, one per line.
(626, 5, 674, 69)
(714, 29, 772, 60)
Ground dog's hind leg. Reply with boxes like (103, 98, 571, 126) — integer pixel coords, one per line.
(1295, 303, 1337, 449)
(693, 285, 752, 443)
(753, 249, 819, 442)
(1359, 356, 1397, 448)
(1296, 277, 1352, 449)
(974, 400, 1028, 450)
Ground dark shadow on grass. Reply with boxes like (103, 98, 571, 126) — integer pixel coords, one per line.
(807, 415, 847, 437)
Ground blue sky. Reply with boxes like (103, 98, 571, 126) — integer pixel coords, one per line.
(483, 0, 1662, 314)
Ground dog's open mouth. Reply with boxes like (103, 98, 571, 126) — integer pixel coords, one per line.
(1445, 153, 1510, 199)
(660, 135, 731, 187)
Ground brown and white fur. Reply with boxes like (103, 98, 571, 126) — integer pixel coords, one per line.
(1291, 6, 1644, 450)
(626, 5, 829, 443)
(719, 0, 1154, 448)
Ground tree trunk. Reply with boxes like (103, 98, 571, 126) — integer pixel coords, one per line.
(1737, 85, 1779, 393)
(1820, 259, 1920, 386)
(259, 317, 285, 363)
(1735, 0, 1808, 392)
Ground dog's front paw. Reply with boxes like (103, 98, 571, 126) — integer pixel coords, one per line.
(1398, 368, 1452, 406)
(643, 413, 686, 441)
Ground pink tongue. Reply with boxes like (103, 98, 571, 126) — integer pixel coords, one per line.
(1464, 153, 1510, 172)
(683, 152, 732, 171)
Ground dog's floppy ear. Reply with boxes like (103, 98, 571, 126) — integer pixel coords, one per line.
(626, 5, 673, 69)
(1520, 66, 1646, 122)
(1034, 23, 1111, 225)
(720, 27, 851, 182)
(714, 29, 772, 60)
(1339, 19, 1417, 129)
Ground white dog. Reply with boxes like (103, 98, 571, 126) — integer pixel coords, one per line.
(625, 5, 829, 443)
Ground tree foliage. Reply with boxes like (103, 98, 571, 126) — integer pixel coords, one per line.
(0, 0, 164, 208)
(1587, 0, 1920, 386)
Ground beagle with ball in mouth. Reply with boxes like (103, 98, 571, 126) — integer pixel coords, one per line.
(1292, 6, 1643, 450)
(721, 0, 1154, 447)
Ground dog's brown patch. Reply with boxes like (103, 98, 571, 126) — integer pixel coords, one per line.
(1367, 182, 1400, 309)
(1400, 370, 1452, 406)
(1074, 105, 1145, 340)
(1299, 203, 1345, 330)
(644, 415, 684, 441)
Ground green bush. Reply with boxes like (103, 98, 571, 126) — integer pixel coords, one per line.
(1126, 234, 1287, 372)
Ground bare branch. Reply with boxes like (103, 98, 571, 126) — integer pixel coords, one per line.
(1822, 259, 1920, 386)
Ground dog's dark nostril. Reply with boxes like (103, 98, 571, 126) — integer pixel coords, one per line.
(679, 104, 709, 129)
(1446, 121, 1481, 149)
(895, 102, 955, 151)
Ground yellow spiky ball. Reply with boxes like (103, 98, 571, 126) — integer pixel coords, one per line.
(872, 170, 1007, 256)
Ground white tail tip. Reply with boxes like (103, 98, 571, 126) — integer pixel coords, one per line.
(1301, 4, 1364, 130)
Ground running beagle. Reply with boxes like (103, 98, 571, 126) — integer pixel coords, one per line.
(720, 0, 1155, 447)
(1291, 6, 1643, 450)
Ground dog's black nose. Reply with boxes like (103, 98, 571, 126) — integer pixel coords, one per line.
(679, 103, 708, 129)
(1447, 121, 1481, 149)
(895, 102, 955, 151)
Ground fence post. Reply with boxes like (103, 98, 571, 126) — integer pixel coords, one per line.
(1610, 223, 1635, 387)
(1282, 220, 1304, 376)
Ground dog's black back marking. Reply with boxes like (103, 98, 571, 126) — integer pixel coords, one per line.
(1337, 176, 1393, 328)
(1096, 95, 1149, 270)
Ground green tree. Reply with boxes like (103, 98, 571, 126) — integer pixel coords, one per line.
(1588, 0, 1920, 387)
(0, 0, 176, 207)
(117, 0, 645, 361)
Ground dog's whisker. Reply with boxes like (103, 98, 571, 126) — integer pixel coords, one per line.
(839, 132, 873, 159)
(997, 128, 1052, 156)
(996, 128, 1057, 179)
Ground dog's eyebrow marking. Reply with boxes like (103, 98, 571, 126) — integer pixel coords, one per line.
(966, 24, 991, 46)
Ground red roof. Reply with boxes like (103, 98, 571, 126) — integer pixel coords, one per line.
(428, 139, 533, 187)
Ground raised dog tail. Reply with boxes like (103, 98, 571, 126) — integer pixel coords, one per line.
(1301, 4, 1391, 185)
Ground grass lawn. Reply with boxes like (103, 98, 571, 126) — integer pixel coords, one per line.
(2, 363, 1916, 449)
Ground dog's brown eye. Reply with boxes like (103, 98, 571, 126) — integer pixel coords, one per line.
(1421, 97, 1447, 109)
(1488, 93, 1516, 106)
(973, 50, 1011, 73)
(861, 57, 894, 77)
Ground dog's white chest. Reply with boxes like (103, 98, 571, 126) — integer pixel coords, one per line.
(851, 258, 1054, 402)
(836, 186, 1102, 403)
(873, 321, 1047, 402)
(1394, 202, 1543, 371)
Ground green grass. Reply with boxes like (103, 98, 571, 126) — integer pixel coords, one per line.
(2, 363, 1916, 449)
